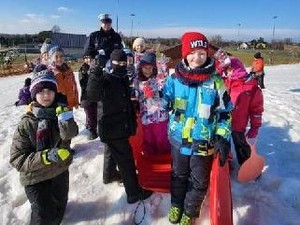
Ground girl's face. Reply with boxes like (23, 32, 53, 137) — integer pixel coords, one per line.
(135, 45, 144, 53)
(36, 89, 56, 107)
(51, 51, 64, 66)
(186, 49, 207, 69)
(141, 65, 154, 78)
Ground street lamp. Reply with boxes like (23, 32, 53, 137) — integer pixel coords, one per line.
(130, 13, 135, 37)
(116, 0, 119, 33)
(237, 23, 241, 41)
(272, 16, 278, 42)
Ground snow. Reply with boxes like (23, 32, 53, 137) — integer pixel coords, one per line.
(1, 64, 300, 225)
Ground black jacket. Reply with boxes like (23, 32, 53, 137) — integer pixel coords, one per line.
(86, 62, 137, 142)
(78, 63, 90, 103)
(84, 28, 122, 61)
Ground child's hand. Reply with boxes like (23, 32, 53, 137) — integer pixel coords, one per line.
(42, 148, 71, 165)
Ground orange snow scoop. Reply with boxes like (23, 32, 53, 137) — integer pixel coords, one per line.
(237, 140, 265, 182)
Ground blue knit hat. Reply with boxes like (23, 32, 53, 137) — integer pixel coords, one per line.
(30, 65, 57, 99)
(139, 53, 156, 67)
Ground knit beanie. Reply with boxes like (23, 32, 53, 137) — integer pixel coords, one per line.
(133, 37, 146, 50)
(40, 38, 53, 54)
(110, 49, 127, 62)
(48, 46, 64, 58)
(254, 52, 261, 59)
(181, 32, 209, 58)
(30, 65, 57, 99)
(139, 53, 156, 67)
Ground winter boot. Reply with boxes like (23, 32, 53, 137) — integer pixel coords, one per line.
(88, 129, 98, 140)
(168, 206, 183, 224)
(179, 213, 195, 225)
(127, 187, 153, 204)
(103, 171, 122, 184)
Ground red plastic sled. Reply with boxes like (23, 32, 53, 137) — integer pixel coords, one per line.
(129, 114, 171, 193)
(237, 143, 264, 183)
(210, 154, 233, 225)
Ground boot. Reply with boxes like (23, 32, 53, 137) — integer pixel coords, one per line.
(127, 187, 153, 204)
(168, 206, 183, 224)
(179, 213, 195, 225)
(88, 129, 98, 140)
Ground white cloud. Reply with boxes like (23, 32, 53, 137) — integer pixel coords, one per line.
(20, 14, 46, 25)
(51, 15, 60, 19)
(57, 6, 71, 12)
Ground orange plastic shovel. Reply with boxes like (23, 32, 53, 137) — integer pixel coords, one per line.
(237, 140, 265, 183)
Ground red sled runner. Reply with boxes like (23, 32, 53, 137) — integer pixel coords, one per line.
(210, 154, 233, 225)
(129, 115, 171, 193)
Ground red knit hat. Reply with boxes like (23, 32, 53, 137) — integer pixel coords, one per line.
(181, 32, 209, 58)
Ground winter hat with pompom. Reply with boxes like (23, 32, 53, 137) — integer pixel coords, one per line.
(30, 65, 57, 99)
(48, 45, 64, 58)
(40, 38, 53, 54)
(181, 32, 209, 58)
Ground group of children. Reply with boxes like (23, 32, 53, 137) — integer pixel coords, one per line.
(11, 26, 265, 224)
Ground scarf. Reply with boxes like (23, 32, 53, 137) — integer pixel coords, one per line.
(174, 58, 216, 85)
(31, 102, 57, 151)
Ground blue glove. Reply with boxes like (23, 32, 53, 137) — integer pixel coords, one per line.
(42, 148, 71, 165)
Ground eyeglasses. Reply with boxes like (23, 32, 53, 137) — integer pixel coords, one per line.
(112, 60, 127, 66)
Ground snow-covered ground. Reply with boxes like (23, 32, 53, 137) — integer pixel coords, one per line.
(1, 64, 300, 225)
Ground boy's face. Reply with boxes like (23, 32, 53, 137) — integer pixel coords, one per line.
(84, 57, 91, 65)
(36, 89, 56, 107)
(51, 51, 64, 66)
(186, 49, 207, 69)
(141, 65, 154, 78)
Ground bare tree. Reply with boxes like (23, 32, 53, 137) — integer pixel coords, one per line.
(51, 25, 61, 33)
(210, 35, 223, 47)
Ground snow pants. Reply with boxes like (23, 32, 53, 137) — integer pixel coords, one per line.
(24, 170, 69, 225)
(105, 138, 140, 199)
(170, 146, 213, 218)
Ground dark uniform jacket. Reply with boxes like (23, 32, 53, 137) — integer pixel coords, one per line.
(84, 27, 122, 61)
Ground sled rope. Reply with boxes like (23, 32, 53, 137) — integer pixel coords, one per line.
(133, 200, 146, 225)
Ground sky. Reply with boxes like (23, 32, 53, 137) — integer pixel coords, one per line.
(1, 64, 300, 224)
(0, 0, 300, 41)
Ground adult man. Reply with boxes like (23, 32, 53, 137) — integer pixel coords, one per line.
(84, 14, 123, 61)
(84, 14, 123, 184)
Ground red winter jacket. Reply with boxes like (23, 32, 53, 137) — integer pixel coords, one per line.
(225, 78, 263, 136)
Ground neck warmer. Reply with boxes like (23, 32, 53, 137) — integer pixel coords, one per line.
(111, 65, 127, 78)
(174, 58, 215, 85)
(31, 102, 57, 151)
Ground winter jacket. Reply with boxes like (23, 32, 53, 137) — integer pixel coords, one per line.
(251, 58, 265, 76)
(134, 77, 168, 125)
(10, 104, 78, 186)
(53, 63, 79, 109)
(78, 62, 90, 106)
(86, 63, 137, 142)
(225, 77, 263, 135)
(163, 59, 233, 155)
(16, 86, 31, 106)
(83, 28, 122, 61)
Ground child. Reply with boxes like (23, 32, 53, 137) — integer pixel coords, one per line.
(86, 49, 152, 203)
(214, 49, 264, 166)
(163, 32, 232, 225)
(79, 55, 98, 140)
(134, 52, 170, 154)
(132, 37, 146, 69)
(48, 46, 79, 110)
(15, 77, 31, 106)
(250, 52, 265, 89)
(40, 38, 53, 65)
(10, 67, 78, 225)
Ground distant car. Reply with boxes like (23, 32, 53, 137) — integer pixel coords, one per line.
(64, 54, 78, 63)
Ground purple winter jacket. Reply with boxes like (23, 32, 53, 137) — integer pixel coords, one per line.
(17, 87, 31, 106)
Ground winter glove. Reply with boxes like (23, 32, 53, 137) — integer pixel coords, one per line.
(42, 148, 71, 165)
(213, 135, 231, 167)
(56, 106, 73, 122)
(246, 128, 258, 139)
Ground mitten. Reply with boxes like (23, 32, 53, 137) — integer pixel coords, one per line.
(42, 148, 71, 165)
(246, 128, 258, 139)
(56, 106, 73, 122)
(213, 135, 231, 167)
